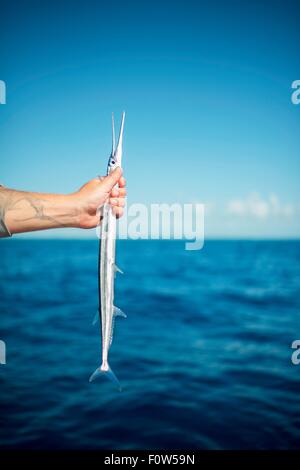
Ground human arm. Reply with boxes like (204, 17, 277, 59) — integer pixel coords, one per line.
(0, 167, 126, 236)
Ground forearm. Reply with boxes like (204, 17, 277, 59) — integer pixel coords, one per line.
(0, 169, 126, 235)
(0, 187, 79, 234)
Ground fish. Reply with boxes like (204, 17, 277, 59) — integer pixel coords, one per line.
(89, 112, 126, 391)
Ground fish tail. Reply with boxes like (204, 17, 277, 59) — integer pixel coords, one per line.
(89, 364, 122, 391)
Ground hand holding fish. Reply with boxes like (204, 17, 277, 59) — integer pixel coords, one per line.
(0, 111, 128, 392)
(89, 112, 126, 391)
(74, 167, 126, 229)
(0, 167, 126, 236)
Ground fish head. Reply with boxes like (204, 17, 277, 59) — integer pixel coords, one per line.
(107, 111, 125, 174)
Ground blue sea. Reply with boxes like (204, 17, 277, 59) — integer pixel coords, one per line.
(0, 239, 300, 450)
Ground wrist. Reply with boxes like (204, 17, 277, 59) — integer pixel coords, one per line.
(68, 192, 96, 229)
(60, 193, 82, 228)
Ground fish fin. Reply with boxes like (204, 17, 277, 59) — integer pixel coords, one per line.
(108, 307, 126, 349)
(113, 306, 127, 318)
(113, 263, 124, 274)
(109, 315, 116, 347)
(89, 364, 122, 391)
(92, 310, 99, 325)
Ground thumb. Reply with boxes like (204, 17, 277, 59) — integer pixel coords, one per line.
(101, 167, 122, 192)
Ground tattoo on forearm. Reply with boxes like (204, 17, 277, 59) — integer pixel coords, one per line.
(0, 188, 20, 223)
(0, 188, 77, 228)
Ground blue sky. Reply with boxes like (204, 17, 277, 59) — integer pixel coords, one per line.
(0, 0, 299, 238)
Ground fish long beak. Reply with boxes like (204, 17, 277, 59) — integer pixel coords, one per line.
(113, 111, 125, 167)
(111, 113, 115, 156)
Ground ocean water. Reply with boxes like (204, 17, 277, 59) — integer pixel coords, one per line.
(0, 239, 300, 450)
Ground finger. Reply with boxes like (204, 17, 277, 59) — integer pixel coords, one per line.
(101, 167, 122, 192)
(119, 177, 126, 188)
(110, 198, 125, 207)
(112, 206, 124, 218)
(110, 187, 126, 197)
(117, 198, 126, 207)
(118, 188, 126, 197)
(110, 188, 119, 198)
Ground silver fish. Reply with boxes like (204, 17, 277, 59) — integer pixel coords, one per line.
(89, 112, 126, 390)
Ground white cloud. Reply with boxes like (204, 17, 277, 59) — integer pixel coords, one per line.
(226, 199, 246, 216)
(226, 192, 295, 219)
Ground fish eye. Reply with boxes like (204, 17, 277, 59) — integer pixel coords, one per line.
(111, 160, 115, 164)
